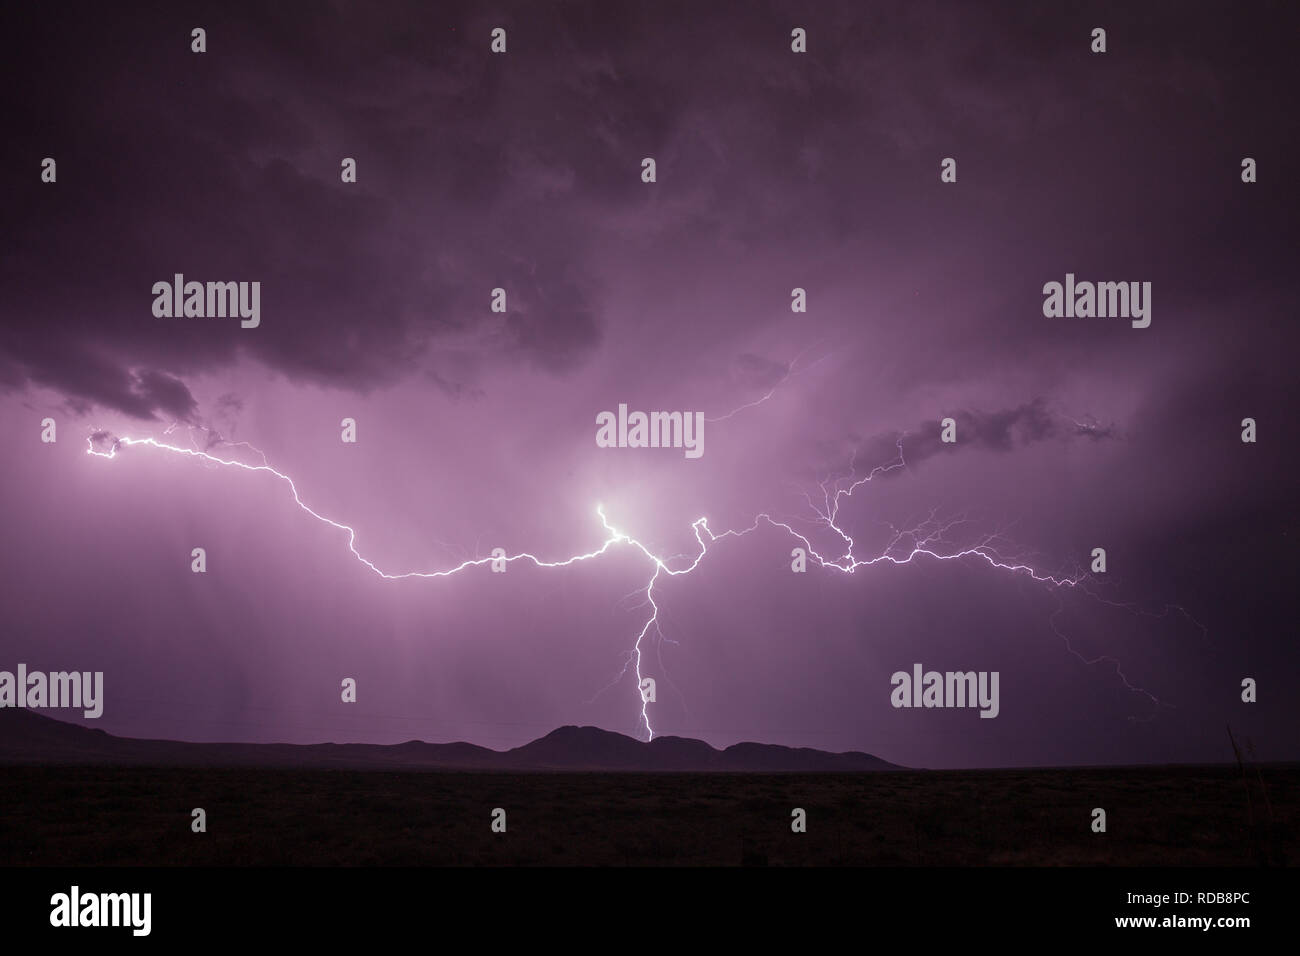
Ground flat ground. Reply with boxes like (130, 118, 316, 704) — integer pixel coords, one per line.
(0, 764, 1293, 866)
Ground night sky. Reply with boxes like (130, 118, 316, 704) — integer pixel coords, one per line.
(1, 0, 1296, 768)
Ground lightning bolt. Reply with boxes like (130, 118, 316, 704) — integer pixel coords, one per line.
(87, 427, 1200, 741)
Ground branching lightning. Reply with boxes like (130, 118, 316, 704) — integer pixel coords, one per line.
(88, 426, 1201, 741)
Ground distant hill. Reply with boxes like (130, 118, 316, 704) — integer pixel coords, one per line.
(0, 709, 902, 772)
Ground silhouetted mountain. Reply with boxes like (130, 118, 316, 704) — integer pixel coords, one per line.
(0, 710, 902, 772)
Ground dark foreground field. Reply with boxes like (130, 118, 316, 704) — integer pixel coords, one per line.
(0, 764, 1293, 866)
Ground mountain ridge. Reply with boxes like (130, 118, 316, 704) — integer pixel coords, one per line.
(0, 708, 903, 772)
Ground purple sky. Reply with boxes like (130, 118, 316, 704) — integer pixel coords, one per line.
(1, 1, 1296, 767)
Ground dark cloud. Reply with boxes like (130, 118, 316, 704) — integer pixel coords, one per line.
(821, 399, 1119, 479)
(3, 0, 1296, 423)
(501, 261, 603, 374)
(1, 332, 200, 422)
(903, 399, 1115, 466)
(131, 369, 199, 422)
